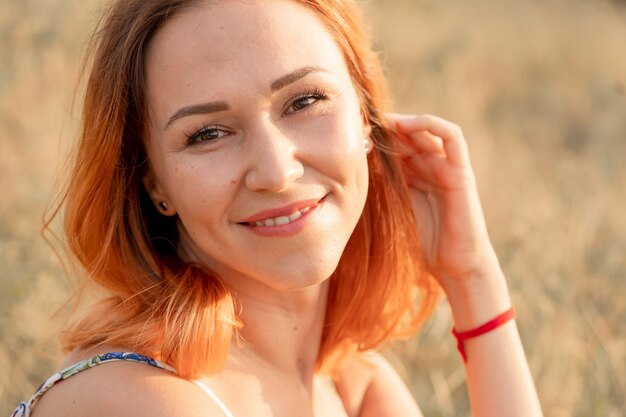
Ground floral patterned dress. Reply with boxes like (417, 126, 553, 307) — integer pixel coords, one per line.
(10, 352, 177, 417)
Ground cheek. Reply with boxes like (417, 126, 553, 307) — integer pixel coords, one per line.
(305, 110, 369, 182)
(162, 155, 236, 223)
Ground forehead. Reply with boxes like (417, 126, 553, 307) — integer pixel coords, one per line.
(145, 0, 351, 118)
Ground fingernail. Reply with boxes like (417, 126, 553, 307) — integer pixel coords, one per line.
(394, 114, 419, 123)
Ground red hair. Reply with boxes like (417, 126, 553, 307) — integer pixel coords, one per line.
(54, 0, 440, 379)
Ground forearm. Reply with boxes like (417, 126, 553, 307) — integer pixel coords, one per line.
(444, 262, 543, 417)
(391, 113, 543, 415)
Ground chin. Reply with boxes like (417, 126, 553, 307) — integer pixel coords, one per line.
(266, 265, 338, 292)
(254, 249, 344, 292)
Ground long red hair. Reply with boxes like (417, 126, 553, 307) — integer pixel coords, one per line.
(55, 0, 440, 379)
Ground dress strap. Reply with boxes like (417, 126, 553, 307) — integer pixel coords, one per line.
(11, 352, 176, 417)
(192, 380, 236, 417)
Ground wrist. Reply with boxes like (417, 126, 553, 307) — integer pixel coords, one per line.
(452, 305, 516, 362)
(443, 264, 512, 331)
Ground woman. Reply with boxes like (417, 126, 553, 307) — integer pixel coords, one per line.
(13, 0, 543, 416)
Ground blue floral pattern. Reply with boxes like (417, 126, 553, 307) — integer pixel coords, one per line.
(10, 352, 177, 417)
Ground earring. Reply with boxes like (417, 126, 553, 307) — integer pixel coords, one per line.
(364, 138, 373, 153)
(159, 201, 169, 212)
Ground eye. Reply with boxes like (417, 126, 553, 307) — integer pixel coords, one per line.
(186, 125, 230, 145)
(283, 89, 329, 115)
(291, 97, 317, 111)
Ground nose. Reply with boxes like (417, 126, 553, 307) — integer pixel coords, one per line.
(243, 120, 304, 193)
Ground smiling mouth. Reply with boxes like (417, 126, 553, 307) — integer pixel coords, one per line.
(238, 197, 325, 228)
(244, 206, 314, 227)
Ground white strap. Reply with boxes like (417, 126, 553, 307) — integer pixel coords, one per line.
(192, 380, 236, 417)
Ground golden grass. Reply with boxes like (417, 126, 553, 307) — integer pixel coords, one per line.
(1, 0, 625, 415)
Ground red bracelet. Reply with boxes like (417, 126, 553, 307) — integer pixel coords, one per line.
(451, 306, 516, 363)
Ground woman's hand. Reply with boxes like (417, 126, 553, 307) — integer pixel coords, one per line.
(387, 113, 511, 326)
(388, 114, 493, 284)
(386, 114, 543, 415)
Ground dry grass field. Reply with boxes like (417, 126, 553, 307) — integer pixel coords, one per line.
(1, 0, 625, 415)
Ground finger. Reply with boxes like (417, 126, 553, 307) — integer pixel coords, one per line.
(394, 134, 415, 156)
(397, 130, 445, 156)
(401, 153, 448, 188)
(386, 112, 420, 125)
(394, 114, 470, 167)
(404, 174, 436, 195)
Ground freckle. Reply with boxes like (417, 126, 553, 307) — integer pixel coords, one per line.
(293, 326, 298, 331)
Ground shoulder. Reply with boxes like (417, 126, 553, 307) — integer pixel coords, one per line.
(31, 346, 224, 417)
(334, 351, 423, 417)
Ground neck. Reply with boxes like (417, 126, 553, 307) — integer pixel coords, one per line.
(227, 280, 329, 388)
(177, 231, 331, 387)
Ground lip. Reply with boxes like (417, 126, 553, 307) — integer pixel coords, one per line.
(240, 197, 325, 224)
(238, 195, 327, 238)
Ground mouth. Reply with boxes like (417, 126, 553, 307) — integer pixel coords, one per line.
(238, 196, 327, 228)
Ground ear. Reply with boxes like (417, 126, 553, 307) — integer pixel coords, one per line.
(363, 122, 374, 154)
(142, 168, 176, 216)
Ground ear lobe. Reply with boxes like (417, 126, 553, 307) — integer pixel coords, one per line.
(142, 169, 174, 215)
(364, 137, 373, 154)
(363, 123, 374, 154)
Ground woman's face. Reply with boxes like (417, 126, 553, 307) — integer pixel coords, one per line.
(144, 0, 370, 292)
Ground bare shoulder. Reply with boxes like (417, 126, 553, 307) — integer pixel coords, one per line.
(334, 351, 422, 417)
(31, 346, 224, 417)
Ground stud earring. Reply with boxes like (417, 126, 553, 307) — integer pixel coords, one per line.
(364, 138, 373, 153)
(159, 201, 169, 212)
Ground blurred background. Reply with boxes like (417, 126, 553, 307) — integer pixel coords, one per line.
(1, 0, 625, 415)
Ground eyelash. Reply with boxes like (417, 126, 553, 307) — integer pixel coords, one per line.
(185, 87, 330, 146)
(185, 124, 230, 146)
(282, 87, 329, 116)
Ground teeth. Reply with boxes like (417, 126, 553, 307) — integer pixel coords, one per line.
(274, 216, 290, 226)
(252, 207, 311, 227)
(255, 218, 275, 227)
(288, 211, 303, 222)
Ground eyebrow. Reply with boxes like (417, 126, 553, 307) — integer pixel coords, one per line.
(270, 65, 324, 92)
(164, 101, 229, 130)
(163, 66, 326, 130)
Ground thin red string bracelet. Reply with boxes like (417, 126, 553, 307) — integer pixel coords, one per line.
(451, 306, 516, 363)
